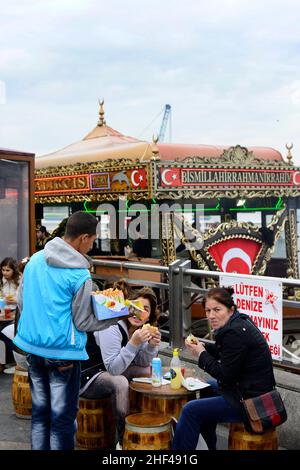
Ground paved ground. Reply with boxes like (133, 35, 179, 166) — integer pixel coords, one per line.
(0, 372, 31, 449)
(0, 370, 228, 451)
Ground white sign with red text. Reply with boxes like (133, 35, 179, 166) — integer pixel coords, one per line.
(220, 275, 282, 360)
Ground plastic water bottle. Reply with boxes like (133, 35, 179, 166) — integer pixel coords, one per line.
(151, 357, 162, 387)
(170, 348, 182, 390)
(0, 298, 5, 318)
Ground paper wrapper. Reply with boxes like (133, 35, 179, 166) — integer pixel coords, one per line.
(181, 378, 211, 391)
(92, 293, 129, 320)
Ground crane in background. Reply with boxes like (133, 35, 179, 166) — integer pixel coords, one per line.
(158, 104, 171, 142)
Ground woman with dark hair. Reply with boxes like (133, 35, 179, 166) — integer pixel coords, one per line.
(0, 257, 20, 304)
(80, 284, 161, 449)
(172, 286, 276, 451)
(0, 257, 21, 373)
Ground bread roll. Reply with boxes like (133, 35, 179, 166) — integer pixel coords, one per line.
(186, 333, 198, 345)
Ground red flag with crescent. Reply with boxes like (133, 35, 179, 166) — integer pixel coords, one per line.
(208, 238, 262, 274)
(160, 168, 181, 187)
(130, 169, 147, 189)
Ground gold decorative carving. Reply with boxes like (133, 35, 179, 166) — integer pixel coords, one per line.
(174, 232, 209, 270)
(154, 145, 297, 200)
(151, 135, 160, 161)
(202, 220, 260, 242)
(255, 207, 287, 275)
(171, 207, 288, 276)
(35, 191, 149, 204)
(182, 145, 257, 166)
(284, 208, 299, 279)
(98, 99, 106, 126)
(172, 214, 209, 270)
(35, 159, 145, 178)
(149, 161, 157, 197)
(154, 189, 300, 200)
(160, 212, 176, 266)
(215, 145, 256, 165)
(179, 145, 291, 168)
(286, 143, 293, 166)
(34, 159, 151, 202)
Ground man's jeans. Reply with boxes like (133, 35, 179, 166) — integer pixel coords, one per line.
(27, 354, 81, 450)
(172, 380, 242, 450)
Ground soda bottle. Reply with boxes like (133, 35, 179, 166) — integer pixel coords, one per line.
(151, 357, 162, 387)
(170, 348, 182, 390)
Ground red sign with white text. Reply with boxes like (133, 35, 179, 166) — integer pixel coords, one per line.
(159, 167, 300, 188)
(220, 275, 282, 360)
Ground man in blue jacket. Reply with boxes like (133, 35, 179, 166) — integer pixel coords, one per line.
(14, 211, 118, 450)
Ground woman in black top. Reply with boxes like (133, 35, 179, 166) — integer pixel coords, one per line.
(172, 287, 275, 450)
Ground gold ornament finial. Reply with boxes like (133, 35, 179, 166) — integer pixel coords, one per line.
(152, 134, 159, 144)
(286, 143, 293, 165)
(151, 134, 160, 161)
(97, 99, 106, 126)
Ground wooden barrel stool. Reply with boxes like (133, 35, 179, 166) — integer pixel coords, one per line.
(228, 423, 278, 450)
(129, 386, 142, 414)
(123, 412, 172, 450)
(137, 393, 189, 420)
(11, 365, 32, 419)
(76, 396, 116, 450)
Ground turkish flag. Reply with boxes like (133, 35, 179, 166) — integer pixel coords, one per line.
(130, 169, 147, 189)
(293, 171, 300, 185)
(160, 168, 181, 187)
(208, 238, 262, 274)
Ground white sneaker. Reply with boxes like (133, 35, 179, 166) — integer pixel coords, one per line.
(3, 366, 15, 374)
(4, 363, 15, 368)
(116, 442, 122, 450)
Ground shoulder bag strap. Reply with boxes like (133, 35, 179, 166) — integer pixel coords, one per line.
(118, 323, 129, 347)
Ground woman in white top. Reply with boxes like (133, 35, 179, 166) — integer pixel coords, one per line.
(80, 286, 161, 448)
(0, 257, 20, 307)
(0, 257, 21, 372)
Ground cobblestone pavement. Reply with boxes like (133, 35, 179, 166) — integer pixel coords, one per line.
(0, 372, 31, 450)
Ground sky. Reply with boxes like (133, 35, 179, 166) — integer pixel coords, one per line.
(1, 0, 300, 163)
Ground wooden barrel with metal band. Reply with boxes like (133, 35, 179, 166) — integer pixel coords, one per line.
(228, 423, 278, 450)
(11, 365, 32, 419)
(123, 412, 172, 450)
(76, 396, 116, 450)
(129, 381, 197, 419)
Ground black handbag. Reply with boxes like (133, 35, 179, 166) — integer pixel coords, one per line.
(240, 389, 287, 434)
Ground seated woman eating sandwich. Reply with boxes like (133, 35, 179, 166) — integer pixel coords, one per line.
(80, 284, 161, 449)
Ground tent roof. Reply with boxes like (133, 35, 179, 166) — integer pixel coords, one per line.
(35, 103, 284, 169)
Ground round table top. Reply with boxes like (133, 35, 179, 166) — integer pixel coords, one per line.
(129, 381, 196, 397)
(126, 412, 172, 427)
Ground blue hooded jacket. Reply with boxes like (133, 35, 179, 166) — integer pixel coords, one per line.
(14, 237, 94, 360)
